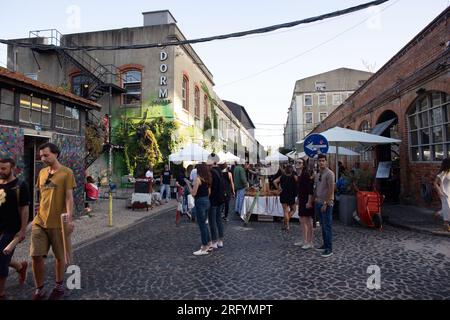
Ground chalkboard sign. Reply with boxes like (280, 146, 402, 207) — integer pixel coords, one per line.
(134, 178, 150, 193)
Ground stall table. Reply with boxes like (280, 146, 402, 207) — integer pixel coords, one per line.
(240, 196, 299, 220)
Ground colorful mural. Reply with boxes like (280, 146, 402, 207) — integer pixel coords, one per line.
(0, 125, 25, 175)
(53, 133, 86, 216)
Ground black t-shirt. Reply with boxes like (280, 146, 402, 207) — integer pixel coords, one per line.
(176, 173, 186, 187)
(0, 179, 30, 233)
(210, 167, 225, 206)
(162, 170, 171, 185)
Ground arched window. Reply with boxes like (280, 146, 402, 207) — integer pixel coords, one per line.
(359, 121, 371, 133)
(194, 86, 200, 118)
(182, 76, 189, 111)
(204, 94, 209, 118)
(408, 91, 450, 161)
(122, 70, 142, 106)
(359, 121, 372, 161)
(71, 74, 90, 98)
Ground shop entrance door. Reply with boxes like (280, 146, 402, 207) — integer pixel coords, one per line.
(23, 135, 49, 221)
(375, 111, 400, 204)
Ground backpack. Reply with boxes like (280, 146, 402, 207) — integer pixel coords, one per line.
(211, 168, 227, 205)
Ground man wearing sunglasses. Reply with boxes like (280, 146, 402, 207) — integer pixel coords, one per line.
(313, 154, 335, 258)
(31, 143, 76, 300)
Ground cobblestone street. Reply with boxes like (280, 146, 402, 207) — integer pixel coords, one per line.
(6, 205, 450, 300)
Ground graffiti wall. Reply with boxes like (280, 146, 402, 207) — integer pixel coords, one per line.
(53, 133, 86, 216)
(0, 125, 25, 174)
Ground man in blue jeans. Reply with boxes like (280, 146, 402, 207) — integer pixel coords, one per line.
(233, 162, 248, 218)
(313, 154, 335, 257)
(160, 164, 172, 203)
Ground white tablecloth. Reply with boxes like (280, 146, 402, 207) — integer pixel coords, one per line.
(131, 193, 152, 205)
(240, 196, 299, 219)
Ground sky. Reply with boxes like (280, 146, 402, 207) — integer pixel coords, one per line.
(1, 0, 449, 149)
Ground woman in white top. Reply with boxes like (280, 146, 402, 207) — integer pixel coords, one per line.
(433, 158, 450, 232)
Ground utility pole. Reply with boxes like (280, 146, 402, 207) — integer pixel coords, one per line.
(108, 85, 113, 227)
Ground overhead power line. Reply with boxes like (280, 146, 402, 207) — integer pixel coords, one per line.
(0, 0, 388, 51)
(218, 0, 400, 88)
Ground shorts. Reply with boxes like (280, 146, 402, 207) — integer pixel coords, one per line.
(0, 232, 16, 278)
(30, 224, 72, 261)
(298, 201, 314, 217)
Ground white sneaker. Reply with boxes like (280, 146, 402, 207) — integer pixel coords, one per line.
(210, 242, 218, 249)
(301, 243, 313, 250)
(193, 248, 209, 256)
(217, 240, 223, 248)
(294, 241, 303, 246)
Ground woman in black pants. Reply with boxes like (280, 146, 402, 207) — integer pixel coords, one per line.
(220, 163, 235, 221)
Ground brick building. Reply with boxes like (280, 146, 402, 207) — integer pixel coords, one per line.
(311, 7, 449, 206)
(6, 10, 263, 178)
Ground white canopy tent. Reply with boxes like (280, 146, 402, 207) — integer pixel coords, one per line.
(296, 126, 401, 179)
(225, 151, 242, 163)
(296, 145, 360, 158)
(286, 150, 299, 160)
(168, 143, 210, 162)
(216, 151, 228, 163)
(264, 151, 289, 163)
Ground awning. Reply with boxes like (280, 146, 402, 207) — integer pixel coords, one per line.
(370, 118, 396, 136)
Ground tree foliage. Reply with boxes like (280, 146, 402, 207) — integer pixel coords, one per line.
(85, 125, 103, 158)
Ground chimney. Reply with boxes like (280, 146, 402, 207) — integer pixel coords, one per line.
(142, 10, 177, 26)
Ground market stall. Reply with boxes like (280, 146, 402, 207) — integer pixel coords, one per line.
(240, 195, 300, 220)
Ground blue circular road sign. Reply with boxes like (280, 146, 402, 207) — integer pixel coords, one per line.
(303, 134, 329, 158)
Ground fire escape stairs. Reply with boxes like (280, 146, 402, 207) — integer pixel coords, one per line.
(85, 111, 108, 169)
(29, 30, 126, 169)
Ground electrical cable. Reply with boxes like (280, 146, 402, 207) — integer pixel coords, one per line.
(0, 1, 388, 51)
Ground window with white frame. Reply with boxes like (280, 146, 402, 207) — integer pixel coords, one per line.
(319, 94, 327, 106)
(19, 94, 52, 127)
(0, 88, 15, 121)
(408, 91, 449, 162)
(319, 112, 327, 122)
(122, 70, 142, 105)
(332, 93, 341, 106)
(305, 112, 313, 124)
(182, 76, 189, 111)
(55, 103, 80, 132)
(304, 94, 312, 107)
(194, 86, 200, 118)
